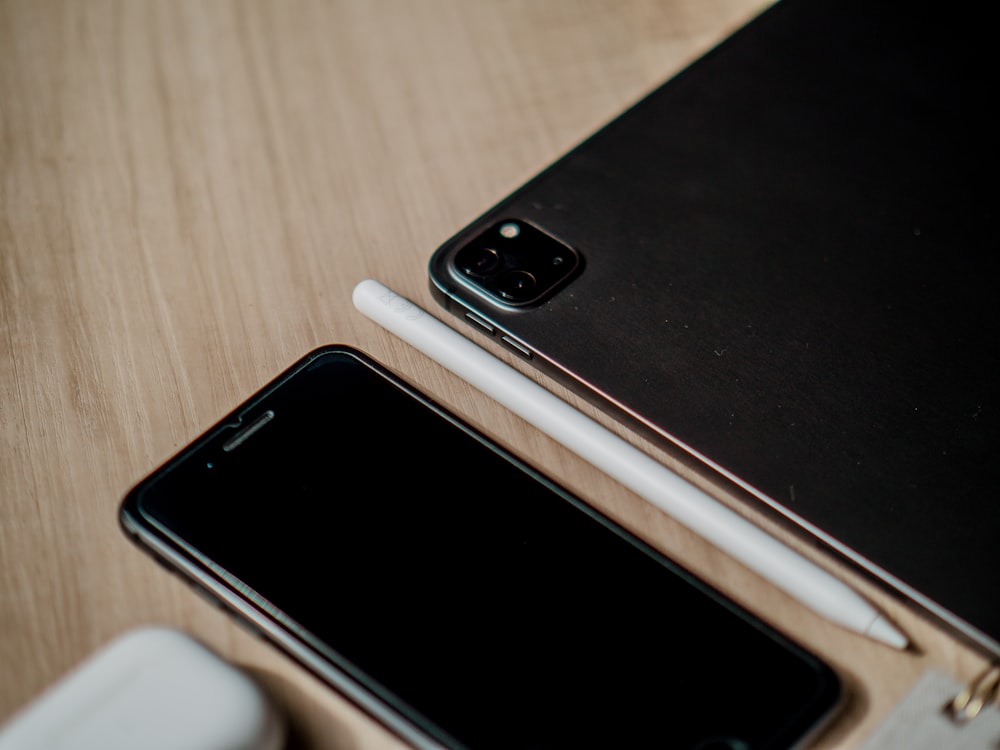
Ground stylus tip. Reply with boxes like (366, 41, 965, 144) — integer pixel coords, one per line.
(866, 614, 909, 650)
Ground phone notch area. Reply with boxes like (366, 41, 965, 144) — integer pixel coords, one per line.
(222, 410, 275, 452)
(452, 219, 581, 308)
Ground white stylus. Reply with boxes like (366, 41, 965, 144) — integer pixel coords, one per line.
(352, 279, 909, 649)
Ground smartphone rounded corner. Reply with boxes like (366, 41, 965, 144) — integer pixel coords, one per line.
(117, 491, 144, 541)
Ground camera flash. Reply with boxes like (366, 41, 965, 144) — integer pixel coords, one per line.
(499, 222, 520, 239)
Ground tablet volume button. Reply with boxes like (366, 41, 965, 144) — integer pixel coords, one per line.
(500, 335, 532, 360)
(464, 311, 495, 336)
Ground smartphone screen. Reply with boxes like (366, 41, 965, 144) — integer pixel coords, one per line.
(121, 346, 840, 749)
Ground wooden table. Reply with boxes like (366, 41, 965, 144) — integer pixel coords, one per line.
(1, 1, 992, 747)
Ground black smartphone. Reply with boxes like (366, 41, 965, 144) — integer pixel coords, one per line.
(427, 0, 998, 657)
(120, 345, 841, 750)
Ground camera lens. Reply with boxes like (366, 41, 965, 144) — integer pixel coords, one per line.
(495, 270, 537, 301)
(457, 246, 501, 277)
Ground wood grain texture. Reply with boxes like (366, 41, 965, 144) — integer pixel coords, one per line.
(0, 1, 991, 747)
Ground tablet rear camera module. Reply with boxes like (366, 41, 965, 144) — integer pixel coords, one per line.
(452, 219, 581, 307)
